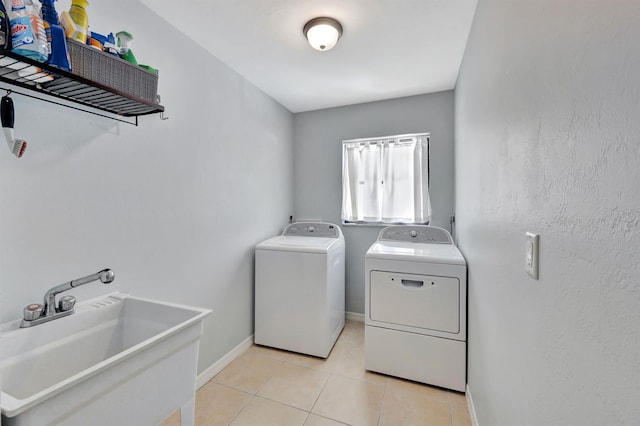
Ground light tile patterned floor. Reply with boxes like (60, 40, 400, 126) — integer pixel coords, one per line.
(163, 320, 472, 426)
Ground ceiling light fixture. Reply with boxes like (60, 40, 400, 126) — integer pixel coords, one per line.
(303, 17, 343, 51)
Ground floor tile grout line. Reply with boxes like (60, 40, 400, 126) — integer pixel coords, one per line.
(213, 358, 286, 397)
(308, 366, 333, 414)
(231, 394, 313, 424)
(308, 412, 352, 425)
(376, 377, 388, 426)
(210, 380, 256, 397)
(301, 411, 311, 426)
(225, 392, 255, 426)
(252, 390, 319, 414)
(330, 369, 387, 387)
(257, 359, 333, 412)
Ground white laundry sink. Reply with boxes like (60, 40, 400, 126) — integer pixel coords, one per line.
(0, 292, 211, 426)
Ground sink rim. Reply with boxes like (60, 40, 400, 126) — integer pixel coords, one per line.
(0, 292, 212, 417)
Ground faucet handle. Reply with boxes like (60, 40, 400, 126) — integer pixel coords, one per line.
(58, 295, 76, 312)
(23, 304, 43, 321)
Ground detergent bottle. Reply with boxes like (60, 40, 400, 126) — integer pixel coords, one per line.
(64, 0, 88, 43)
(40, 0, 71, 71)
(116, 31, 138, 65)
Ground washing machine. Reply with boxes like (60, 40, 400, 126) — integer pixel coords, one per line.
(364, 225, 467, 392)
(255, 222, 345, 358)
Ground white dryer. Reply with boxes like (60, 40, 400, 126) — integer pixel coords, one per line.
(255, 222, 345, 358)
(365, 225, 467, 392)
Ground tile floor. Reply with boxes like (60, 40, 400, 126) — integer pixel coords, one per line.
(162, 320, 472, 426)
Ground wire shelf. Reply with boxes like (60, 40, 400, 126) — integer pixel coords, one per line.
(0, 48, 164, 124)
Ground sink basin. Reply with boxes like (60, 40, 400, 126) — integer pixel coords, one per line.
(1, 292, 211, 426)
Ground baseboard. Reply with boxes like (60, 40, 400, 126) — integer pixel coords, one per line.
(196, 334, 254, 389)
(466, 384, 480, 426)
(346, 311, 365, 322)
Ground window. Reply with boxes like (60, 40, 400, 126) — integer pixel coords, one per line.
(341, 133, 431, 225)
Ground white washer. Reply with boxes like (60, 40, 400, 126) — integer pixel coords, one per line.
(365, 225, 467, 392)
(255, 222, 345, 358)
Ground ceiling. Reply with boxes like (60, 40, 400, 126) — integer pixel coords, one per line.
(142, 0, 478, 113)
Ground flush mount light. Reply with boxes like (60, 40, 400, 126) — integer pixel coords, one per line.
(303, 17, 343, 51)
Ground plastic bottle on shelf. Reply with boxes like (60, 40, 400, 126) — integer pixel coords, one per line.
(25, 0, 48, 56)
(65, 0, 88, 43)
(5, 0, 47, 62)
(116, 31, 138, 65)
(40, 0, 71, 71)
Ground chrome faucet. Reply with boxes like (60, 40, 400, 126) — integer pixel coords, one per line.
(20, 269, 115, 328)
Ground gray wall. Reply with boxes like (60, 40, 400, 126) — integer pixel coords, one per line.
(293, 92, 455, 313)
(456, 1, 640, 425)
(0, 1, 294, 373)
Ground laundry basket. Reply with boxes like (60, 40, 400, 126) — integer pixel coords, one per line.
(66, 39, 158, 103)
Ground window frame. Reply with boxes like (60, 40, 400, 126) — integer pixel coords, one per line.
(341, 133, 431, 227)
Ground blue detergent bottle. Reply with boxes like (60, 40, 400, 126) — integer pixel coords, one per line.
(40, 0, 71, 71)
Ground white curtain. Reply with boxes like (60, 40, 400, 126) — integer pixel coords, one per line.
(342, 134, 431, 224)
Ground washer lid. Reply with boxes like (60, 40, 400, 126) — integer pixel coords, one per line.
(366, 240, 466, 265)
(256, 235, 344, 253)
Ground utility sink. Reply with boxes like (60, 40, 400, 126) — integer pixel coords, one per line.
(0, 293, 211, 426)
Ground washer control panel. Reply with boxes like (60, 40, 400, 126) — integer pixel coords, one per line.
(379, 225, 452, 244)
(283, 222, 340, 238)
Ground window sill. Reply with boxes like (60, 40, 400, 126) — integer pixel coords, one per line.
(342, 221, 430, 227)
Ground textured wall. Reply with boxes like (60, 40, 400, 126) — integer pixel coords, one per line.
(293, 92, 455, 313)
(0, 1, 293, 373)
(456, 0, 640, 424)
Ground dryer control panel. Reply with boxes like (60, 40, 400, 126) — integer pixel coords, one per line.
(379, 226, 452, 244)
(283, 222, 340, 238)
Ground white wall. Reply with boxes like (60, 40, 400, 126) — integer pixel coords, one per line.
(456, 1, 640, 424)
(0, 1, 293, 373)
(293, 92, 455, 313)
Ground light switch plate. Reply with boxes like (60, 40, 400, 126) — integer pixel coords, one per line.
(525, 232, 539, 279)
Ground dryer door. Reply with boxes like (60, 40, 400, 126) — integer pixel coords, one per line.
(369, 271, 459, 334)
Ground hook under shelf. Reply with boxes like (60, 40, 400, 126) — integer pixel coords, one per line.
(157, 95, 169, 121)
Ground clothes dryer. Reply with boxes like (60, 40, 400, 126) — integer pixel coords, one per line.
(365, 225, 467, 391)
(255, 222, 345, 358)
